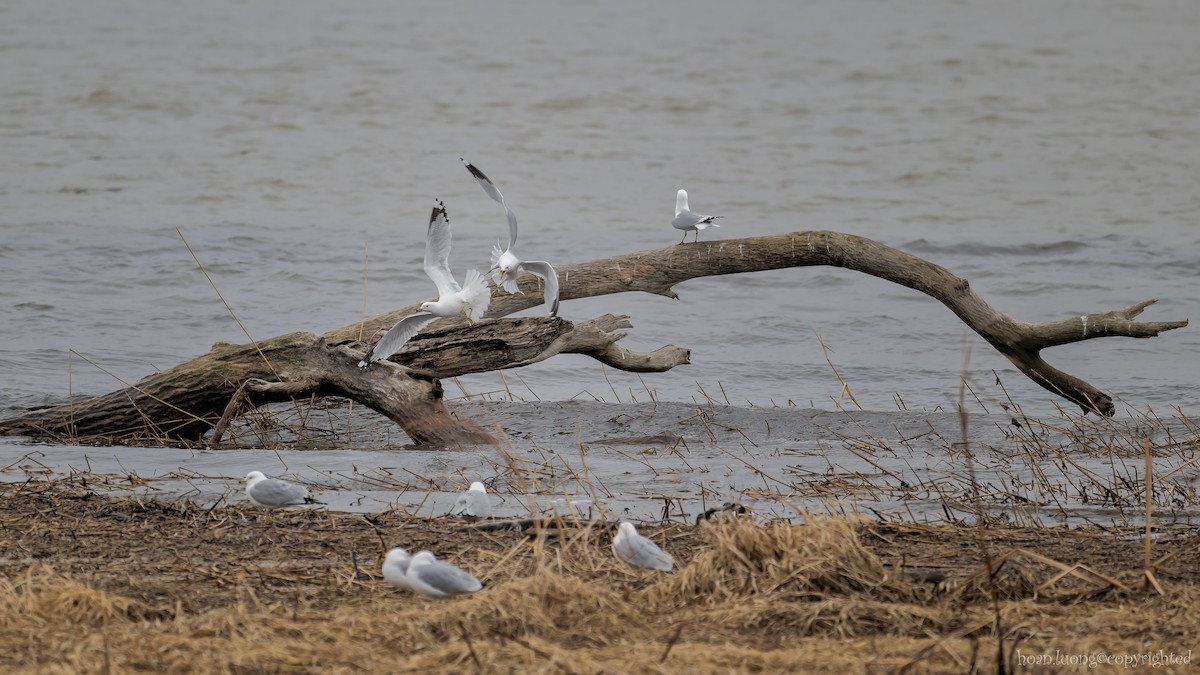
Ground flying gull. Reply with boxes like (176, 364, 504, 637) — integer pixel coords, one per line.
(672, 189, 722, 244)
(359, 199, 491, 368)
(461, 158, 560, 316)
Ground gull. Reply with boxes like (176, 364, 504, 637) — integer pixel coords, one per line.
(381, 547, 415, 592)
(359, 199, 491, 368)
(243, 471, 318, 509)
(612, 521, 674, 572)
(461, 158, 559, 316)
(405, 550, 484, 598)
(449, 481, 492, 521)
(672, 189, 722, 244)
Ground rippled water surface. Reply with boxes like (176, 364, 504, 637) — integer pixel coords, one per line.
(2, 0, 1198, 520)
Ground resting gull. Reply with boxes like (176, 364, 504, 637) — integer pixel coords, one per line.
(243, 471, 316, 509)
(381, 547, 415, 592)
(405, 550, 484, 598)
(449, 481, 492, 521)
(612, 521, 674, 572)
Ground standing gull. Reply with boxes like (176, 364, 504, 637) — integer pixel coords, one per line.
(405, 550, 484, 598)
(612, 521, 674, 572)
(449, 481, 492, 521)
(359, 199, 491, 368)
(672, 189, 722, 244)
(243, 471, 316, 509)
(461, 158, 560, 317)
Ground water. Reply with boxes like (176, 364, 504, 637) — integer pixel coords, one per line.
(2, 0, 1198, 522)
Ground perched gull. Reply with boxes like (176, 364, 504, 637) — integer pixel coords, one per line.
(381, 547, 415, 592)
(359, 199, 491, 368)
(612, 521, 674, 572)
(243, 471, 316, 509)
(672, 189, 722, 244)
(461, 158, 559, 317)
(449, 481, 492, 521)
(405, 550, 484, 598)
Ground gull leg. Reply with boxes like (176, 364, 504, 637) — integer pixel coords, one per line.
(678, 230, 688, 245)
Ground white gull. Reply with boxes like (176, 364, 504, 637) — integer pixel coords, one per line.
(359, 199, 491, 368)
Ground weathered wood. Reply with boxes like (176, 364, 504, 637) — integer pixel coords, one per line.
(1, 315, 684, 446)
(332, 232, 1185, 416)
(0, 231, 1187, 446)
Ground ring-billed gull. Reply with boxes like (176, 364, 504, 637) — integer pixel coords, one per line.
(461, 158, 560, 317)
(359, 199, 492, 368)
(381, 547, 415, 591)
(405, 550, 484, 598)
(243, 471, 316, 509)
(672, 189, 722, 244)
(612, 521, 674, 572)
(449, 481, 492, 521)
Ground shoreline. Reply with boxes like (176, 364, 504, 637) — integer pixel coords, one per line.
(2, 484, 1198, 673)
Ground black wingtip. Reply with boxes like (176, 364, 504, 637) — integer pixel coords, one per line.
(431, 198, 448, 223)
(462, 160, 489, 182)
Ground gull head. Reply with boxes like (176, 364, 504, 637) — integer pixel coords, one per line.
(495, 250, 520, 283)
(384, 547, 412, 566)
(675, 189, 690, 216)
(382, 547, 414, 589)
(468, 481, 486, 494)
(242, 470, 266, 485)
(420, 295, 465, 318)
(490, 250, 522, 294)
(617, 521, 638, 539)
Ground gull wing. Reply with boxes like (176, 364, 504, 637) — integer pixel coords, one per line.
(521, 260, 560, 317)
(424, 199, 460, 296)
(358, 312, 437, 367)
(249, 478, 308, 507)
(409, 554, 483, 595)
(615, 532, 674, 571)
(462, 158, 519, 250)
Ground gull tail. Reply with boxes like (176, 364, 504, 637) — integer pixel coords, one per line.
(460, 269, 492, 321)
(696, 215, 722, 230)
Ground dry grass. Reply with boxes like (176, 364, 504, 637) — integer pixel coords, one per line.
(2, 486, 1200, 673)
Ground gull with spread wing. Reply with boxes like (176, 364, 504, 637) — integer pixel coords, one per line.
(358, 199, 491, 368)
(461, 158, 559, 317)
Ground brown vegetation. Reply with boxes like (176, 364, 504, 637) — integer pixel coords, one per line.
(2, 484, 1198, 673)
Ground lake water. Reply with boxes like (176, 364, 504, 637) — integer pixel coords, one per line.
(2, 0, 1198, 524)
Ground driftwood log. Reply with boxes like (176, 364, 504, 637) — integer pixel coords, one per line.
(0, 231, 1187, 446)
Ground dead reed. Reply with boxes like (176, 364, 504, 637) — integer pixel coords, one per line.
(2, 485, 1198, 673)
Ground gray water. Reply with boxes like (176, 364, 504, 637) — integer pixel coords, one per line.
(2, 0, 1199, 524)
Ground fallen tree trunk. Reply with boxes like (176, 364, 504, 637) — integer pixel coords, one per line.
(0, 231, 1187, 446)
